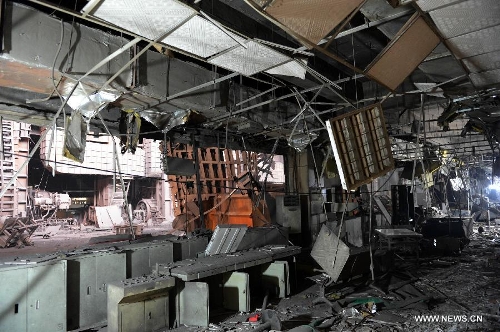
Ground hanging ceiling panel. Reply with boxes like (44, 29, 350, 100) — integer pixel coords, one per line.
(462, 51, 500, 73)
(83, 0, 196, 40)
(447, 24, 500, 59)
(162, 16, 245, 58)
(429, 0, 500, 39)
(470, 69, 500, 88)
(415, 0, 468, 12)
(365, 16, 440, 91)
(208, 41, 291, 76)
(246, 0, 364, 48)
(266, 59, 307, 79)
(326, 104, 394, 191)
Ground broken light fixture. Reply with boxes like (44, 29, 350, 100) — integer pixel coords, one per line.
(326, 104, 394, 191)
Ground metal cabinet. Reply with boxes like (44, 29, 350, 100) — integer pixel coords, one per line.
(67, 251, 126, 330)
(107, 275, 174, 332)
(120, 241, 174, 278)
(166, 235, 209, 261)
(0, 260, 67, 332)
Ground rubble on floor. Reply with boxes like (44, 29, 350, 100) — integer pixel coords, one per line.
(166, 225, 500, 332)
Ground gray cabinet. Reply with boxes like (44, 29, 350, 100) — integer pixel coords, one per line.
(0, 260, 67, 332)
(107, 275, 174, 332)
(120, 241, 174, 278)
(67, 251, 126, 330)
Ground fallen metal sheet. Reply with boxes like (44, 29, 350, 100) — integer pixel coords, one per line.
(266, 59, 307, 79)
(222, 271, 250, 312)
(447, 24, 500, 59)
(94, 205, 123, 229)
(162, 16, 244, 58)
(83, 0, 196, 41)
(246, 0, 365, 48)
(311, 225, 371, 282)
(429, 0, 500, 39)
(178, 282, 209, 327)
(208, 40, 291, 76)
(365, 15, 440, 91)
(205, 225, 248, 256)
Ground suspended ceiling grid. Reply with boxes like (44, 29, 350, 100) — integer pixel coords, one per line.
(1, 0, 500, 159)
(416, 0, 500, 89)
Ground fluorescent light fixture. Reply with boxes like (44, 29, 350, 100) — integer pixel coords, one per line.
(326, 104, 394, 191)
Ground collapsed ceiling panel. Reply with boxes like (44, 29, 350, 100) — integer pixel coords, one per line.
(446, 24, 500, 59)
(462, 51, 500, 73)
(162, 16, 245, 58)
(265, 59, 307, 79)
(245, 0, 364, 48)
(83, 0, 196, 40)
(415, 0, 468, 12)
(429, 0, 500, 39)
(365, 16, 440, 91)
(326, 104, 394, 191)
(208, 41, 291, 76)
(470, 68, 500, 87)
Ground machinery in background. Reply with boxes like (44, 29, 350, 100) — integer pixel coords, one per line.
(27, 188, 72, 224)
(0, 189, 72, 248)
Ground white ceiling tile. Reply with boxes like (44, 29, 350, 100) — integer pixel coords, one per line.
(430, 0, 500, 39)
(162, 16, 245, 58)
(447, 24, 500, 59)
(208, 41, 291, 76)
(266, 59, 307, 79)
(462, 51, 500, 73)
(415, 0, 468, 12)
(85, 0, 196, 40)
(470, 68, 500, 87)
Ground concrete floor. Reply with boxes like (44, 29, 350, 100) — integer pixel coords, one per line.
(2, 225, 500, 331)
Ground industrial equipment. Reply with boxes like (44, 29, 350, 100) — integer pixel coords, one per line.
(27, 188, 71, 224)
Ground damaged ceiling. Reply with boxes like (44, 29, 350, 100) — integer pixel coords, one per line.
(0, 0, 499, 159)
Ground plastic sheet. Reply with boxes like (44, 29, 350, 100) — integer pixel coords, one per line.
(287, 132, 318, 152)
(63, 111, 87, 163)
(140, 109, 206, 133)
(61, 81, 121, 120)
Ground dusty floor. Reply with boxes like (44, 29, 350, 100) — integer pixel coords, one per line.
(161, 227, 500, 332)
(2, 224, 500, 331)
